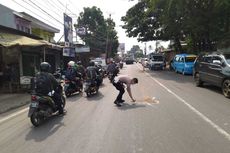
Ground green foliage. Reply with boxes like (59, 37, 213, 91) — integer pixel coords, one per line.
(75, 6, 119, 57)
(122, 0, 230, 53)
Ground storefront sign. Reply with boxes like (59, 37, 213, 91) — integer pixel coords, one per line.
(63, 47, 75, 57)
(76, 27, 86, 36)
(20, 76, 32, 85)
(75, 46, 90, 53)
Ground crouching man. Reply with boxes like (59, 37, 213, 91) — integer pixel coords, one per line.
(112, 75, 138, 107)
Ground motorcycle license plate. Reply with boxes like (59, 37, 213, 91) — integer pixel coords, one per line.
(31, 102, 38, 108)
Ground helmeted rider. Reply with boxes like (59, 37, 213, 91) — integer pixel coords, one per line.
(65, 61, 82, 89)
(107, 60, 118, 81)
(76, 61, 86, 80)
(35, 62, 65, 115)
(86, 61, 100, 87)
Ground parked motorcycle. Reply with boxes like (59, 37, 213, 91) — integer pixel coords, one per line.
(84, 79, 99, 97)
(28, 78, 66, 127)
(64, 77, 83, 97)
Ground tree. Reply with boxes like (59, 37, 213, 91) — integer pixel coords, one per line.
(105, 17, 119, 58)
(122, 0, 230, 54)
(75, 6, 119, 57)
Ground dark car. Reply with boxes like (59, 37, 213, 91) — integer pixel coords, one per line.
(125, 58, 134, 64)
(193, 52, 230, 98)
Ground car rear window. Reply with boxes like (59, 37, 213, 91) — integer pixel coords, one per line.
(151, 56, 163, 61)
(185, 56, 196, 62)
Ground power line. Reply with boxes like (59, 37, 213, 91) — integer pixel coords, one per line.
(68, 0, 82, 14)
(11, 0, 62, 29)
(19, 0, 63, 27)
(47, 0, 67, 13)
(13, 0, 108, 43)
(26, 0, 65, 26)
(32, 0, 63, 19)
(56, 0, 78, 17)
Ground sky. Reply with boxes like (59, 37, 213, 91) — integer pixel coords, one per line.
(0, 0, 169, 53)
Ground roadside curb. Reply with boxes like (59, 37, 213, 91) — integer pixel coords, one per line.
(0, 100, 30, 114)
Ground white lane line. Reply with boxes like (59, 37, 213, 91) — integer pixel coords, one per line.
(0, 108, 28, 124)
(137, 64, 230, 141)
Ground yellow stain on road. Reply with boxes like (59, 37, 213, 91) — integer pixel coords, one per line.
(137, 96, 159, 104)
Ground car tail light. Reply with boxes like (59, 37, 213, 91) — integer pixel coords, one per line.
(31, 95, 37, 101)
(65, 80, 70, 83)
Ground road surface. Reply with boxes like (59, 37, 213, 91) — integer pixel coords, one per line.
(0, 63, 230, 153)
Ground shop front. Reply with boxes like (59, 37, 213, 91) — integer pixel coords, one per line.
(0, 32, 62, 93)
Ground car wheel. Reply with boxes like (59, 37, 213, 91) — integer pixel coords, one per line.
(194, 72, 203, 87)
(222, 79, 230, 98)
(175, 68, 178, 73)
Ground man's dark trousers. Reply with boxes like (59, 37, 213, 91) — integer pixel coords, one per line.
(113, 81, 125, 102)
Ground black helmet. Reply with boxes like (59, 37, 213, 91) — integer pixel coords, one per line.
(40, 62, 51, 72)
(89, 61, 95, 66)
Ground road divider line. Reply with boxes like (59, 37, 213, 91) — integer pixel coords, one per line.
(136, 64, 230, 141)
(0, 108, 28, 124)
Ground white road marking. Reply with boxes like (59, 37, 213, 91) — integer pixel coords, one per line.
(0, 108, 28, 124)
(137, 64, 230, 141)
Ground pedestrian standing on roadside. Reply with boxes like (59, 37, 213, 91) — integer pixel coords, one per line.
(112, 75, 138, 107)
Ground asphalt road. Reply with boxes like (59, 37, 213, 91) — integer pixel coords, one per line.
(0, 63, 230, 153)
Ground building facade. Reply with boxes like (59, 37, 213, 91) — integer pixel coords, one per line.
(0, 4, 62, 93)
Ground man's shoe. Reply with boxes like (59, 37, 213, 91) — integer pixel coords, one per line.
(120, 99, 125, 103)
(116, 103, 122, 107)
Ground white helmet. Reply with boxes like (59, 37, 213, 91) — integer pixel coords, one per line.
(94, 61, 99, 66)
(68, 61, 75, 67)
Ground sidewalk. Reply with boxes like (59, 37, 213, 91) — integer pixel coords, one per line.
(0, 93, 30, 114)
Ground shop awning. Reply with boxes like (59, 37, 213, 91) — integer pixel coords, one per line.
(0, 32, 60, 48)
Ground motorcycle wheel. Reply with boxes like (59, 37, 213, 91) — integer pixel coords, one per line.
(96, 87, 99, 94)
(30, 112, 42, 127)
(86, 92, 90, 97)
(65, 91, 71, 97)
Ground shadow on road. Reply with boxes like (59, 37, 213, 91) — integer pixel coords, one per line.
(66, 93, 82, 102)
(117, 103, 146, 111)
(85, 91, 104, 101)
(25, 115, 65, 142)
(199, 84, 222, 95)
(143, 68, 224, 97)
(99, 83, 107, 88)
(144, 68, 194, 84)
